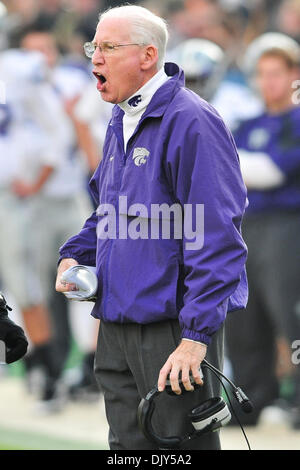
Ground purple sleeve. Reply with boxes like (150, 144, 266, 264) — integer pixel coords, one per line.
(271, 113, 300, 176)
(235, 112, 300, 177)
(165, 105, 248, 345)
(268, 143, 300, 177)
(58, 169, 100, 266)
(58, 211, 98, 266)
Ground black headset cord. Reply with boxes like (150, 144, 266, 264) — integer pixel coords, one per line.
(202, 359, 253, 413)
(201, 360, 252, 450)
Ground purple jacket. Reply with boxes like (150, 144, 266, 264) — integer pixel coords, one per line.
(59, 63, 248, 345)
(234, 107, 300, 213)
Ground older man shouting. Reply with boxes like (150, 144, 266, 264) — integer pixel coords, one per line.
(56, 4, 248, 450)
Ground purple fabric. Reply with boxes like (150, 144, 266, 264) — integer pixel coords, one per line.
(59, 63, 248, 344)
(234, 107, 300, 213)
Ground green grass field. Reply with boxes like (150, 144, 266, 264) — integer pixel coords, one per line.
(0, 422, 109, 450)
(0, 338, 108, 451)
(0, 425, 104, 450)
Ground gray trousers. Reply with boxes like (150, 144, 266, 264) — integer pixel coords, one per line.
(94, 318, 224, 450)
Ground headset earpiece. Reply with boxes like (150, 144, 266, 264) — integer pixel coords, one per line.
(137, 360, 252, 450)
(137, 387, 231, 449)
(189, 396, 231, 433)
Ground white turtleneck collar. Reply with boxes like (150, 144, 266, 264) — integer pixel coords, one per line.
(118, 67, 169, 150)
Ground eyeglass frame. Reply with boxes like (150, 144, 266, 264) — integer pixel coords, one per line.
(83, 41, 146, 58)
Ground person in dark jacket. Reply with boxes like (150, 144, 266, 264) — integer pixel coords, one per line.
(226, 33, 300, 428)
(56, 4, 248, 450)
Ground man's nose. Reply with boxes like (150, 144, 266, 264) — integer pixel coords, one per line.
(92, 47, 105, 65)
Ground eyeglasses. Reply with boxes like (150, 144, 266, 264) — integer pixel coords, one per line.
(83, 41, 145, 58)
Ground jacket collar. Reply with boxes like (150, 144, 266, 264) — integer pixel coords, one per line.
(110, 63, 185, 125)
(117, 67, 169, 116)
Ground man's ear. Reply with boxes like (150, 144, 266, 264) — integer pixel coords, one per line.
(140, 44, 159, 71)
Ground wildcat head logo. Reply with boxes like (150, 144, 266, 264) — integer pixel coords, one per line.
(132, 147, 150, 166)
(128, 95, 142, 107)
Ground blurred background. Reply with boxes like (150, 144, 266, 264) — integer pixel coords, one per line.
(1, 0, 300, 450)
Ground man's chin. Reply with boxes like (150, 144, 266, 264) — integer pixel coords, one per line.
(98, 91, 116, 104)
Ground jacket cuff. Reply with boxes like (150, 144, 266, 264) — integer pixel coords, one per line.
(181, 327, 212, 345)
(57, 253, 77, 267)
(57, 252, 93, 267)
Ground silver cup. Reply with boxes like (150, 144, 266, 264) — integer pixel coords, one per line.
(61, 265, 98, 302)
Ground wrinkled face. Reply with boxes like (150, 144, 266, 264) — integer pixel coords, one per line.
(92, 17, 148, 104)
(256, 55, 298, 107)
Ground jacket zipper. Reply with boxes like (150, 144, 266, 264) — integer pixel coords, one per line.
(102, 113, 161, 318)
(102, 123, 132, 319)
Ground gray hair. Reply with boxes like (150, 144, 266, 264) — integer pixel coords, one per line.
(98, 4, 169, 70)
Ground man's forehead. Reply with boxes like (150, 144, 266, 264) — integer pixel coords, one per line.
(94, 17, 132, 42)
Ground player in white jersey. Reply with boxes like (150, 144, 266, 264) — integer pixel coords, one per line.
(19, 26, 100, 400)
(172, 37, 263, 132)
(0, 48, 69, 408)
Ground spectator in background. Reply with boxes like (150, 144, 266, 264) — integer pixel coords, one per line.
(2, 0, 41, 25)
(276, 0, 300, 44)
(171, 13, 263, 131)
(31, 0, 62, 28)
(170, 0, 224, 44)
(226, 33, 300, 428)
(35, 0, 101, 55)
(17, 25, 99, 406)
(0, 48, 65, 409)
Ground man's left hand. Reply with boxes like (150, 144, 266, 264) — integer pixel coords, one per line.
(158, 339, 207, 395)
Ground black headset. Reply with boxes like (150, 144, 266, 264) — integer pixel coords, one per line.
(137, 359, 253, 450)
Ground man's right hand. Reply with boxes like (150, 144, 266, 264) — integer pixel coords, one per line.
(55, 258, 79, 293)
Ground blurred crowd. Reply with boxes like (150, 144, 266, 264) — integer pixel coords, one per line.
(0, 0, 300, 434)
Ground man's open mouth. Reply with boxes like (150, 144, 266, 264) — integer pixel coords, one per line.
(94, 72, 107, 85)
